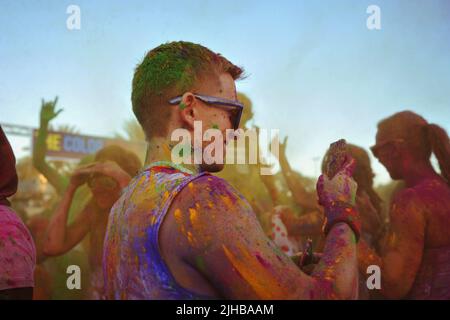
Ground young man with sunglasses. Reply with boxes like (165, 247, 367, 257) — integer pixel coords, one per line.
(103, 41, 361, 299)
(43, 145, 141, 299)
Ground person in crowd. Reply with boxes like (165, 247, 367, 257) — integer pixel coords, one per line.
(0, 126, 36, 300)
(43, 145, 141, 299)
(103, 41, 361, 300)
(358, 111, 450, 299)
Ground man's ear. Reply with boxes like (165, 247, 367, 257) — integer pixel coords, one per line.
(178, 92, 197, 130)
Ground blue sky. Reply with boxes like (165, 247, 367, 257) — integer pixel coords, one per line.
(1, 0, 449, 185)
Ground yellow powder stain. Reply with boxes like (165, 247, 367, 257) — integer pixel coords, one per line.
(149, 215, 157, 225)
(174, 208, 183, 224)
(133, 175, 148, 197)
(187, 231, 195, 246)
(174, 208, 187, 236)
(189, 208, 199, 227)
(187, 207, 212, 245)
(222, 244, 285, 299)
(188, 182, 194, 191)
(207, 201, 214, 209)
(162, 144, 171, 156)
(135, 255, 139, 266)
(220, 195, 234, 210)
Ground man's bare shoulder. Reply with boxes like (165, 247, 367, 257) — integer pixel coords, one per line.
(175, 174, 253, 214)
(167, 173, 261, 250)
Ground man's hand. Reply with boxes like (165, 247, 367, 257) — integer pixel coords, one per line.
(89, 161, 131, 188)
(69, 161, 131, 190)
(317, 159, 357, 207)
(317, 159, 361, 240)
(69, 164, 96, 189)
(40, 97, 63, 125)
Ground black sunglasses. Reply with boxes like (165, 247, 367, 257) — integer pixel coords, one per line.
(168, 94, 244, 130)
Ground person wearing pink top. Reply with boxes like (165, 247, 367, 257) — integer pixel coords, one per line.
(0, 126, 36, 300)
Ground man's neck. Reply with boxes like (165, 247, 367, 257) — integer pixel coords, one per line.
(144, 136, 199, 173)
(144, 137, 174, 165)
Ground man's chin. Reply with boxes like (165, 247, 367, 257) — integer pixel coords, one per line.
(200, 163, 225, 173)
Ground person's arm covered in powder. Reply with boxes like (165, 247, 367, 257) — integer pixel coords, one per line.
(44, 161, 132, 256)
(43, 165, 94, 255)
(166, 162, 360, 299)
(33, 97, 68, 194)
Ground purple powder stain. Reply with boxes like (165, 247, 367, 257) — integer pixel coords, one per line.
(255, 253, 271, 269)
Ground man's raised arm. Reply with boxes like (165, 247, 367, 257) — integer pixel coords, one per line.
(170, 171, 359, 299)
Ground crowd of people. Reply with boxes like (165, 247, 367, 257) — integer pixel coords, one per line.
(1, 41, 449, 300)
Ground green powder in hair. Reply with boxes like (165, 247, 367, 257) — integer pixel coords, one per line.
(132, 41, 213, 110)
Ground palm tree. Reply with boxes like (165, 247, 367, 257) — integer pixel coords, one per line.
(114, 118, 146, 142)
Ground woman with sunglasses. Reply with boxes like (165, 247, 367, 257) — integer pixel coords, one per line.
(358, 111, 450, 299)
(43, 145, 141, 299)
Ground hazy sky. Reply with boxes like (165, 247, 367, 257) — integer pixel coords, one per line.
(1, 0, 449, 185)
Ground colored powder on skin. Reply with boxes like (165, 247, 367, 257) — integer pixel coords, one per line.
(351, 233, 357, 244)
(222, 244, 285, 299)
(187, 207, 211, 245)
(174, 208, 187, 236)
(212, 124, 219, 129)
(174, 208, 183, 223)
(255, 253, 271, 269)
(220, 195, 234, 210)
(187, 231, 196, 246)
(179, 102, 186, 110)
(195, 256, 206, 272)
(189, 208, 199, 227)
(162, 144, 172, 156)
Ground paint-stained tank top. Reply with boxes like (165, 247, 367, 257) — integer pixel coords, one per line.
(103, 162, 210, 300)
